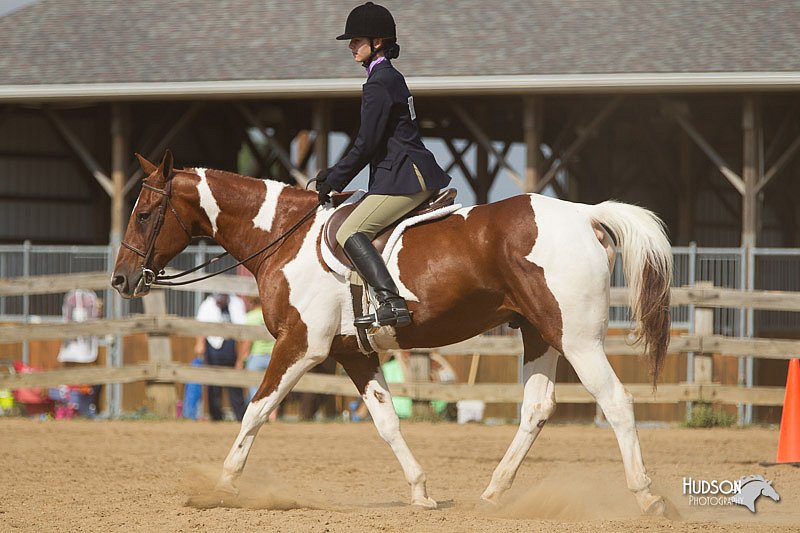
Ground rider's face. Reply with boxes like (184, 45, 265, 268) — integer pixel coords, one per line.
(349, 37, 382, 63)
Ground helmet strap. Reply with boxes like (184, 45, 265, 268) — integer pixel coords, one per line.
(362, 38, 383, 69)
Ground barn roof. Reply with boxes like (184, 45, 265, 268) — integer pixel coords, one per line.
(1, 0, 799, 101)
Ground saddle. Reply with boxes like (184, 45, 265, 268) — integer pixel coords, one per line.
(323, 188, 458, 270)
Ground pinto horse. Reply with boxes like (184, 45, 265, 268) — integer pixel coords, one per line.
(112, 151, 672, 515)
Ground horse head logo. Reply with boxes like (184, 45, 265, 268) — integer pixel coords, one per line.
(730, 475, 780, 513)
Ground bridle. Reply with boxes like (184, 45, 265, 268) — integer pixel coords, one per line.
(121, 179, 192, 288)
(121, 176, 319, 289)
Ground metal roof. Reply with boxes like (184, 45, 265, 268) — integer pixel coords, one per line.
(1, 0, 799, 101)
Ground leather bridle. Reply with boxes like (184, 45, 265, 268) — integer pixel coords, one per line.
(120, 179, 192, 289)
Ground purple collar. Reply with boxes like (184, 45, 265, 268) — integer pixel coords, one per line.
(366, 56, 387, 76)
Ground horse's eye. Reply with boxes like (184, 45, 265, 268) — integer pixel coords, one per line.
(137, 212, 151, 223)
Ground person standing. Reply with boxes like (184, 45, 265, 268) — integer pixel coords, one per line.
(236, 296, 275, 405)
(195, 293, 247, 421)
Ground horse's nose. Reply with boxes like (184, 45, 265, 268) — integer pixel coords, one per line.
(111, 273, 128, 294)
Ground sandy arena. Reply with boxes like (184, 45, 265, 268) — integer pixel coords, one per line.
(1, 419, 797, 532)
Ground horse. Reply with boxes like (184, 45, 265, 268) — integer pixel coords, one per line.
(730, 475, 780, 513)
(112, 151, 672, 515)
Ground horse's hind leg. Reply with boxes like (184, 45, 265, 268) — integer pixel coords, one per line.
(332, 350, 436, 509)
(481, 324, 558, 505)
(216, 336, 326, 495)
(563, 342, 665, 516)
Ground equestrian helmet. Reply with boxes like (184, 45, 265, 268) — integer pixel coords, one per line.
(336, 2, 396, 40)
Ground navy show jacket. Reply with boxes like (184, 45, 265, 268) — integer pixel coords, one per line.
(326, 60, 451, 195)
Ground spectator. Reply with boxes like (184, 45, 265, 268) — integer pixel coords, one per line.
(195, 293, 246, 421)
(236, 296, 276, 408)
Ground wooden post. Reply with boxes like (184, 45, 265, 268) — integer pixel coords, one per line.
(110, 103, 129, 246)
(693, 281, 715, 385)
(143, 290, 177, 418)
(313, 100, 330, 173)
(523, 95, 542, 193)
(408, 350, 432, 417)
(741, 95, 759, 249)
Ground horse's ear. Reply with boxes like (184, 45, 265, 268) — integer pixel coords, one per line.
(160, 149, 174, 181)
(135, 153, 157, 176)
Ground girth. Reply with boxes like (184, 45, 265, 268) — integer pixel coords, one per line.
(323, 188, 457, 269)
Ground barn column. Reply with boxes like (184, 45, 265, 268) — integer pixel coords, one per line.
(741, 95, 759, 249)
(110, 102, 129, 246)
(523, 95, 543, 193)
(313, 100, 331, 173)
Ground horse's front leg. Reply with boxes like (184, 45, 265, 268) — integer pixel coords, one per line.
(215, 329, 327, 495)
(332, 348, 436, 509)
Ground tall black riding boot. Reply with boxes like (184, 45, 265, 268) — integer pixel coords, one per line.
(343, 232, 412, 328)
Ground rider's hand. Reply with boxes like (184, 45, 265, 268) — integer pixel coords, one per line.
(315, 170, 333, 204)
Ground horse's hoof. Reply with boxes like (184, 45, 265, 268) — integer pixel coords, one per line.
(411, 496, 438, 510)
(643, 495, 666, 517)
(475, 496, 500, 513)
(213, 482, 240, 497)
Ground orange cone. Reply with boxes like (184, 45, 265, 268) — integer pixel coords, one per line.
(777, 358, 800, 463)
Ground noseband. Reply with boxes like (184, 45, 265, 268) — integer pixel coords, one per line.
(120, 180, 192, 288)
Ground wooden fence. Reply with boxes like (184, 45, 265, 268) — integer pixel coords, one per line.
(0, 272, 797, 416)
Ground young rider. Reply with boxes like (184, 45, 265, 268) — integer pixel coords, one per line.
(315, 2, 451, 329)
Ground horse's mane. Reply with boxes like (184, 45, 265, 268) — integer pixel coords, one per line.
(739, 475, 768, 486)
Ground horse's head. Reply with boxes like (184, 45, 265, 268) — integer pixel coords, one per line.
(111, 150, 194, 298)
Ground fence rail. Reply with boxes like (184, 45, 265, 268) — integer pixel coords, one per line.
(2, 271, 799, 310)
(0, 270, 796, 418)
(0, 362, 786, 406)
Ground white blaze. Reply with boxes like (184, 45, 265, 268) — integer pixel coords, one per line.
(195, 168, 220, 236)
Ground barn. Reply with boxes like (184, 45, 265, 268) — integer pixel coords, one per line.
(0, 0, 799, 423)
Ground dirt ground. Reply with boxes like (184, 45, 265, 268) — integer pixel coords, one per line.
(0, 419, 797, 532)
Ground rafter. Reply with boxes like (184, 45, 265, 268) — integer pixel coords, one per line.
(537, 96, 624, 193)
(661, 99, 745, 195)
(123, 102, 204, 194)
(43, 108, 113, 197)
(449, 102, 524, 189)
(236, 103, 308, 187)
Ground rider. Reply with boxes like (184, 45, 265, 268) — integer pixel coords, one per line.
(316, 1, 451, 329)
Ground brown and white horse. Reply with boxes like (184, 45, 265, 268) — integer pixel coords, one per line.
(112, 152, 672, 515)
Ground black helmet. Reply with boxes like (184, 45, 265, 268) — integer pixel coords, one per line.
(336, 2, 396, 40)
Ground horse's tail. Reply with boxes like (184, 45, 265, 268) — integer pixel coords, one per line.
(582, 201, 673, 387)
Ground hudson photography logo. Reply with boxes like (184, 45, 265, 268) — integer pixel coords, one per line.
(682, 475, 781, 513)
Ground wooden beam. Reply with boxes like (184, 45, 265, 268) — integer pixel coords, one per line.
(143, 291, 176, 417)
(123, 103, 204, 195)
(443, 138, 473, 177)
(741, 95, 759, 248)
(449, 102, 525, 189)
(312, 100, 330, 172)
(236, 103, 309, 187)
(44, 108, 114, 196)
(663, 100, 746, 195)
(537, 96, 624, 193)
(756, 132, 800, 194)
(442, 137, 476, 187)
(0, 364, 157, 389)
(243, 130, 273, 177)
(488, 141, 512, 182)
(294, 130, 314, 171)
(523, 95, 543, 193)
(110, 103, 129, 244)
(0, 363, 785, 406)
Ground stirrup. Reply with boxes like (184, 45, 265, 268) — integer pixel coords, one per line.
(354, 301, 412, 329)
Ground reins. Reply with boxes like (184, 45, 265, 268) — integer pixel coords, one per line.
(152, 205, 318, 286)
(124, 172, 320, 289)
